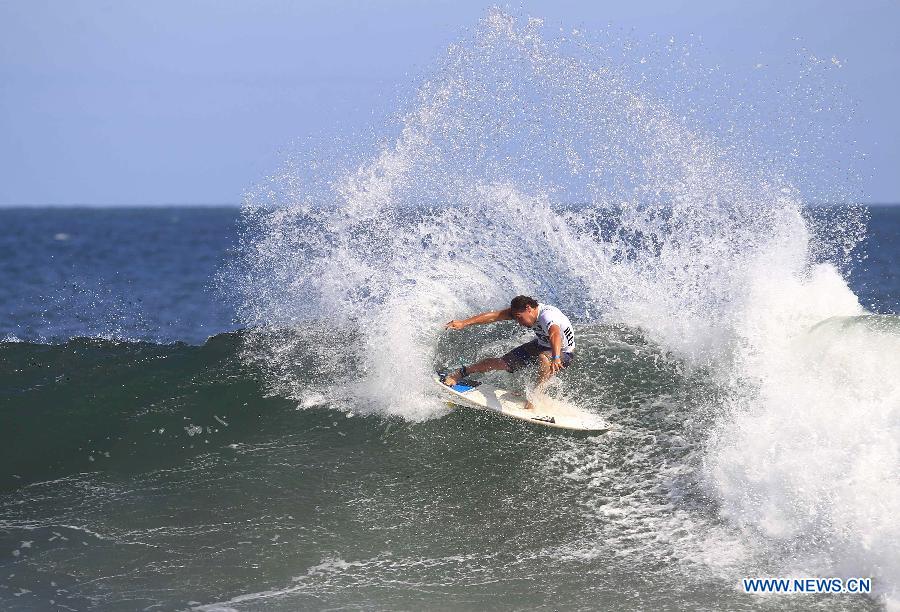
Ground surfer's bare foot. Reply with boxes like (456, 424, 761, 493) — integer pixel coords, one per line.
(443, 370, 461, 386)
(523, 400, 535, 410)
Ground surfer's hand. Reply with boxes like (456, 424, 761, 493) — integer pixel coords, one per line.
(548, 359, 563, 375)
(445, 320, 465, 330)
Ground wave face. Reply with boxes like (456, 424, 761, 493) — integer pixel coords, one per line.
(0, 327, 739, 611)
(224, 9, 895, 608)
(0, 333, 274, 492)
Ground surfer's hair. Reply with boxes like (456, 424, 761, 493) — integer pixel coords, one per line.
(510, 295, 538, 312)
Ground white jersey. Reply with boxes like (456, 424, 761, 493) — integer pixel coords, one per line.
(531, 303, 575, 353)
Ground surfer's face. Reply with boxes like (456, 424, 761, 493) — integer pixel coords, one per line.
(512, 306, 538, 327)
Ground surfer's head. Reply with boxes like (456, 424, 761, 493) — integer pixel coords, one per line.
(510, 295, 539, 327)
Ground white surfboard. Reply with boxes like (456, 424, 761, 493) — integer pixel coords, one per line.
(433, 373, 610, 432)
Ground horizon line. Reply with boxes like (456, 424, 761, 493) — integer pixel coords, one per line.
(1, 202, 899, 209)
(0, 202, 242, 209)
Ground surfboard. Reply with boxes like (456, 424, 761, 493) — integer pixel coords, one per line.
(433, 373, 610, 432)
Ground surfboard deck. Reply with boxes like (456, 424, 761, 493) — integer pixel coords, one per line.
(433, 373, 610, 432)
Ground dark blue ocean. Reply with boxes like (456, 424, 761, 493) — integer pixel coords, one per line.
(0, 207, 240, 345)
(1, 206, 897, 345)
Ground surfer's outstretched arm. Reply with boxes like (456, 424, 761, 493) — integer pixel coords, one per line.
(445, 308, 513, 330)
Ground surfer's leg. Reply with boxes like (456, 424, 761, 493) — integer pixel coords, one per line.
(446, 340, 545, 387)
(524, 355, 553, 410)
(444, 358, 507, 386)
(466, 357, 509, 374)
(535, 353, 554, 385)
(525, 352, 573, 409)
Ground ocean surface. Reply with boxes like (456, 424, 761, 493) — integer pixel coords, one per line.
(1, 206, 897, 611)
(3, 12, 900, 611)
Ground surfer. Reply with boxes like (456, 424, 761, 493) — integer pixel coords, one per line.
(442, 295, 575, 408)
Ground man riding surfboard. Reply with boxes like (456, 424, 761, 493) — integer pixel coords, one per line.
(443, 295, 575, 409)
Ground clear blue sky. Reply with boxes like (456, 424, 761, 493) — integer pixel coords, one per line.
(1, 0, 898, 206)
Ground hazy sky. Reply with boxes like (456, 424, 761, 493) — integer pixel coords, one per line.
(1, 0, 898, 206)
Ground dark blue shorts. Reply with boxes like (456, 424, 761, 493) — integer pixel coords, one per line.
(500, 339, 573, 373)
